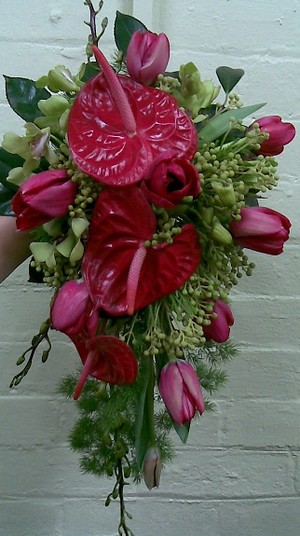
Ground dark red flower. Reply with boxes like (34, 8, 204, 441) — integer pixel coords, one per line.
(12, 169, 77, 231)
(230, 206, 291, 255)
(82, 186, 201, 316)
(68, 46, 197, 187)
(70, 333, 138, 400)
(141, 149, 200, 208)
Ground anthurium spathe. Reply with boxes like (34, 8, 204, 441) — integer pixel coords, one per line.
(71, 334, 138, 400)
(12, 169, 77, 231)
(126, 30, 170, 86)
(82, 186, 201, 316)
(158, 359, 205, 426)
(67, 46, 197, 187)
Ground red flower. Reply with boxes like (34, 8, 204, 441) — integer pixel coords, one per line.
(252, 115, 296, 156)
(82, 186, 201, 316)
(12, 169, 77, 231)
(70, 333, 138, 400)
(68, 46, 197, 187)
(202, 299, 234, 343)
(141, 150, 200, 209)
(158, 359, 205, 426)
(50, 279, 98, 337)
(230, 206, 291, 255)
(126, 30, 170, 85)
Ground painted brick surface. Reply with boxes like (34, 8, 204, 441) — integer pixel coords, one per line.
(0, 1, 300, 535)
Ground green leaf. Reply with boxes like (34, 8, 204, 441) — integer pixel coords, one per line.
(4, 76, 51, 122)
(114, 11, 147, 56)
(0, 147, 24, 187)
(135, 373, 151, 470)
(216, 66, 244, 94)
(80, 61, 100, 83)
(172, 420, 190, 444)
(0, 147, 23, 215)
(198, 102, 266, 145)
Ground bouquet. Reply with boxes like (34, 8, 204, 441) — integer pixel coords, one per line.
(0, 1, 295, 534)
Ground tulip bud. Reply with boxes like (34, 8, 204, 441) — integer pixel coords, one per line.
(143, 447, 162, 490)
(126, 30, 170, 85)
(250, 115, 296, 156)
(211, 220, 233, 245)
(203, 299, 234, 343)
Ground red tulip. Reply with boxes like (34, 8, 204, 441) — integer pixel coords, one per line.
(141, 150, 200, 209)
(70, 334, 138, 400)
(126, 30, 170, 85)
(82, 186, 201, 316)
(12, 169, 77, 231)
(158, 359, 204, 426)
(68, 46, 197, 187)
(230, 206, 291, 255)
(202, 299, 234, 343)
(253, 115, 296, 156)
(50, 279, 98, 337)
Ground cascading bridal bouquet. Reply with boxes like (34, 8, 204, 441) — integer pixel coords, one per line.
(0, 1, 295, 534)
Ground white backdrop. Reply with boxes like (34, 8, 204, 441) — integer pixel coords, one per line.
(0, 1, 300, 535)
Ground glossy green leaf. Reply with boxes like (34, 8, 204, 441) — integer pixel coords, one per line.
(4, 76, 51, 122)
(216, 66, 244, 94)
(172, 420, 190, 444)
(198, 102, 266, 145)
(114, 11, 147, 55)
(80, 61, 100, 83)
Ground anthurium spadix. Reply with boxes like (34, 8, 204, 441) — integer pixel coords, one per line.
(82, 187, 201, 316)
(67, 45, 197, 186)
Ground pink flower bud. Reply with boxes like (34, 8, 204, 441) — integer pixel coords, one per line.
(12, 169, 77, 231)
(126, 30, 170, 85)
(158, 359, 204, 426)
(252, 115, 296, 156)
(202, 299, 234, 343)
(230, 206, 291, 255)
(50, 279, 97, 336)
(143, 447, 161, 490)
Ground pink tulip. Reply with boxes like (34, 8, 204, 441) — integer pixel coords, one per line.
(202, 299, 234, 343)
(252, 115, 296, 156)
(158, 359, 204, 426)
(13, 169, 77, 230)
(230, 206, 291, 255)
(143, 447, 161, 490)
(50, 279, 98, 336)
(126, 30, 170, 85)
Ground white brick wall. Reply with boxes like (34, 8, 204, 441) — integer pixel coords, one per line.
(0, 1, 299, 535)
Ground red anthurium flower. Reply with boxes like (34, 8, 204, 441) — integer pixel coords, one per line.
(158, 359, 205, 426)
(141, 149, 200, 208)
(126, 30, 170, 85)
(70, 334, 138, 400)
(68, 46, 197, 187)
(12, 169, 77, 231)
(202, 299, 234, 343)
(50, 279, 98, 337)
(251, 115, 296, 156)
(82, 186, 201, 316)
(230, 206, 291, 255)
